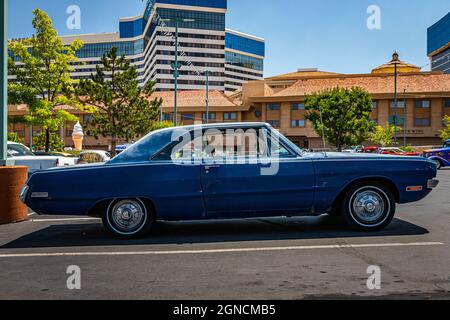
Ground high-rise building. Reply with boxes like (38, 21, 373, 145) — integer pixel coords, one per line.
(428, 12, 450, 74)
(9, 0, 265, 92)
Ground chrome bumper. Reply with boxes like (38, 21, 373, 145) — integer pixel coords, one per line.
(19, 185, 30, 203)
(427, 179, 440, 189)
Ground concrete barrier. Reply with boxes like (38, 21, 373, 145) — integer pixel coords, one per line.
(0, 166, 28, 225)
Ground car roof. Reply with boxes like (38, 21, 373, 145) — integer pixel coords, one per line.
(161, 122, 268, 133)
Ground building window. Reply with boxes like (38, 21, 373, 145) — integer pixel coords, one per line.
(291, 120, 305, 128)
(267, 103, 280, 111)
(162, 113, 173, 121)
(414, 118, 431, 127)
(66, 128, 73, 137)
(267, 120, 280, 128)
(83, 115, 93, 124)
(443, 99, 450, 108)
(372, 101, 378, 109)
(14, 130, 25, 138)
(181, 114, 195, 121)
(388, 115, 405, 126)
(390, 100, 405, 108)
(415, 99, 431, 108)
(203, 113, 216, 121)
(291, 103, 305, 111)
(223, 112, 237, 121)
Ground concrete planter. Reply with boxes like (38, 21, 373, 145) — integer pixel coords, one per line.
(0, 166, 28, 225)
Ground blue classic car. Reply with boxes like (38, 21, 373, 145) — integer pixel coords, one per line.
(20, 123, 439, 239)
(423, 140, 450, 170)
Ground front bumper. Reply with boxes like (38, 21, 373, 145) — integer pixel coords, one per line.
(427, 179, 440, 189)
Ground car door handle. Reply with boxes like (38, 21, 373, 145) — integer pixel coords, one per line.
(204, 165, 220, 172)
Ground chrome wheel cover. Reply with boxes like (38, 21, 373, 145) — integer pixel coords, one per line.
(351, 189, 386, 224)
(110, 200, 146, 233)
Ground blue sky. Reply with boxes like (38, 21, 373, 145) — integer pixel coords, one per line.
(7, 0, 450, 77)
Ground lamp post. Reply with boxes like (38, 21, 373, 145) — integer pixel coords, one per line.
(205, 70, 209, 124)
(163, 18, 194, 126)
(1, 0, 8, 165)
(392, 51, 400, 146)
(403, 89, 407, 147)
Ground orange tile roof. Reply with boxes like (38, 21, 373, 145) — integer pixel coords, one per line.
(149, 90, 248, 111)
(265, 70, 341, 81)
(270, 72, 450, 98)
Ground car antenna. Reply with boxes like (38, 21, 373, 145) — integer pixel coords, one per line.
(319, 105, 328, 157)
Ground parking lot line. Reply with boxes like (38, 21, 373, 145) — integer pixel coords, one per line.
(0, 242, 443, 259)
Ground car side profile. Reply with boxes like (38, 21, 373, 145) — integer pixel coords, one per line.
(423, 140, 450, 169)
(21, 123, 439, 239)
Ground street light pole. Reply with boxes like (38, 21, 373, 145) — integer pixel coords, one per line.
(403, 89, 407, 147)
(392, 52, 399, 146)
(1, 0, 8, 165)
(205, 70, 209, 124)
(173, 20, 179, 127)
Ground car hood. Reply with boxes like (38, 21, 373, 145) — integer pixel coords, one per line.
(11, 156, 59, 161)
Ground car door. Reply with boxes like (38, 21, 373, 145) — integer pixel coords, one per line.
(201, 127, 315, 217)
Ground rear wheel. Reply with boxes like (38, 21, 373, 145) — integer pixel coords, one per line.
(102, 198, 153, 239)
(340, 182, 396, 231)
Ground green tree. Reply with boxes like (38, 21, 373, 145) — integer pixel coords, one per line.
(368, 124, 400, 147)
(305, 87, 375, 151)
(33, 131, 65, 152)
(76, 47, 162, 157)
(7, 132, 24, 144)
(441, 115, 450, 141)
(8, 9, 82, 152)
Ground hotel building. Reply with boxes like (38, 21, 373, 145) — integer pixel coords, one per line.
(428, 11, 450, 74)
(9, 0, 265, 92)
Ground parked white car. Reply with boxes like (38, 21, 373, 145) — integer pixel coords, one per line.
(33, 151, 78, 166)
(7, 141, 59, 174)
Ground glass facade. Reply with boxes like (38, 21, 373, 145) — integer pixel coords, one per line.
(120, 18, 145, 38)
(427, 12, 450, 55)
(156, 8, 225, 31)
(75, 40, 144, 58)
(225, 51, 264, 71)
(225, 32, 265, 57)
(156, 0, 227, 9)
(431, 47, 450, 74)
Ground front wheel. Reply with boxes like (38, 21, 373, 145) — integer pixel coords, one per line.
(102, 198, 153, 239)
(341, 183, 396, 232)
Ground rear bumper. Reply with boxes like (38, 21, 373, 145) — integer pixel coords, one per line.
(427, 179, 439, 189)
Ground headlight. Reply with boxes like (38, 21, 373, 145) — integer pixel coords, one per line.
(19, 185, 30, 203)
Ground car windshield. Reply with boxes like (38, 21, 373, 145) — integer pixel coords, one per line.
(109, 128, 185, 164)
(7, 144, 35, 157)
(445, 141, 450, 148)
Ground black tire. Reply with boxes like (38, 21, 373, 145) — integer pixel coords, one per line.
(340, 182, 396, 232)
(102, 198, 153, 239)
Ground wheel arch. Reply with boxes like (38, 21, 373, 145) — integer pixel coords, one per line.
(87, 197, 157, 221)
(330, 177, 400, 211)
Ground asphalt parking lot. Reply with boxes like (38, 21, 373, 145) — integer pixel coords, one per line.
(0, 169, 449, 300)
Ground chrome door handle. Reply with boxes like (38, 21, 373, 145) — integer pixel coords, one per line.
(204, 165, 220, 172)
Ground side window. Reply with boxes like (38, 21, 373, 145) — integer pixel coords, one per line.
(203, 129, 267, 160)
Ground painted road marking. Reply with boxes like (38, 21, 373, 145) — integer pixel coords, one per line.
(0, 242, 443, 259)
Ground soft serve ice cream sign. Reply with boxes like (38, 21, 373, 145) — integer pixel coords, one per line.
(72, 122, 84, 151)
